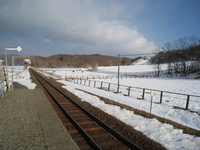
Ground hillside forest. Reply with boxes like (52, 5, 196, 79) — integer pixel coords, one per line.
(150, 34, 200, 76)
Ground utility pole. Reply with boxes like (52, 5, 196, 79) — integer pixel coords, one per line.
(117, 54, 120, 93)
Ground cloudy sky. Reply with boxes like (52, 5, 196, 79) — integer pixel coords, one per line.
(0, 0, 200, 56)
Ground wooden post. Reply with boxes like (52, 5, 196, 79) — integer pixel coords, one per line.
(128, 87, 131, 96)
(150, 96, 153, 114)
(160, 91, 163, 103)
(142, 89, 145, 99)
(108, 83, 110, 91)
(185, 95, 190, 109)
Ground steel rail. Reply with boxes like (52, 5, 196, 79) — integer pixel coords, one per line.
(31, 68, 142, 150)
(32, 69, 101, 150)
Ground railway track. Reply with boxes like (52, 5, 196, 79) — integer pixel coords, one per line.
(31, 69, 142, 150)
(30, 69, 166, 150)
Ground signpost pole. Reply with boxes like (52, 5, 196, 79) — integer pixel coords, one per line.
(4, 48, 9, 91)
(11, 56, 16, 90)
(150, 91, 155, 114)
(4, 46, 22, 91)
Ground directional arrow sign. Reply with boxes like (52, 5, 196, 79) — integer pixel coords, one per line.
(16, 46, 22, 52)
(5, 46, 22, 52)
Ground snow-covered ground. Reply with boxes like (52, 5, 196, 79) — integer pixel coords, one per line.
(58, 82, 200, 150)
(12, 66, 36, 89)
(0, 66, 36, 91)
(2, 59, 200, 150)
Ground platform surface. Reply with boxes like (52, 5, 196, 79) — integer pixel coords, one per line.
(1, 88, 80, 150)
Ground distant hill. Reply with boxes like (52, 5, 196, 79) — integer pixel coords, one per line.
(150, 45, 200, 64)
(1, 54, 142, 68)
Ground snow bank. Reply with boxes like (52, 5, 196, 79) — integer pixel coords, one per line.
(7, 67, 36, 89)
(59, 81, 200, 150)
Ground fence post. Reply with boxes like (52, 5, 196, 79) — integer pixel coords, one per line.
(160, 91, 163, 103)
(142, 89, 145, 99)
(185, 95, 190, 109)
(108, 83, 110, 91)
(89, 80, 91, 86)
(84, 79, 86, 85)
(101, 82, 103, 89)
(128, 87, 131, 96)
(94, 81, 96, 87)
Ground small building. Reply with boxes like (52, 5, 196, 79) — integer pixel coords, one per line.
(24, 58, 31, 65)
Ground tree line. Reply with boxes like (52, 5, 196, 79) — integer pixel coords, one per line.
(150, 34, 200, 77)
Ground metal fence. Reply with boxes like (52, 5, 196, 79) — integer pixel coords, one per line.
(66, 77, 200, 112)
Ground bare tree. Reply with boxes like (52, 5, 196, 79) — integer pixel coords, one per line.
(164, 42, 174, 51)
(189, 34, 199, 47)
(150, 48, 164, 76)
(173, 40, 181, 50)
(164, 42, 174, 75)
(179, 37, 189, 50)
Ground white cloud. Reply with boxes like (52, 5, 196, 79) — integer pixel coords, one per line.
(42, 39, 51, 43)
(0, 0, 156, 56)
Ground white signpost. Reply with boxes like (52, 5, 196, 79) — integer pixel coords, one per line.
(4, 46, 22, 91)
(150, 91, 155, 114)
(5, 46, 22, 52)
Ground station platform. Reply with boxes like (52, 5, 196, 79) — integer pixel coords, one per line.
(1, 87, 80, 150)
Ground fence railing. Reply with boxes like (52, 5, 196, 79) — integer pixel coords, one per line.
(65, 74, 160, 80)
(66, 77, 200, 112)
(97, 70, 165, 75)
(39, 70, 62, 79)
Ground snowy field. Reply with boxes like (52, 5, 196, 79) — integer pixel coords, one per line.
(39, 59, 200, 113)
(2, 60, 200, 150)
